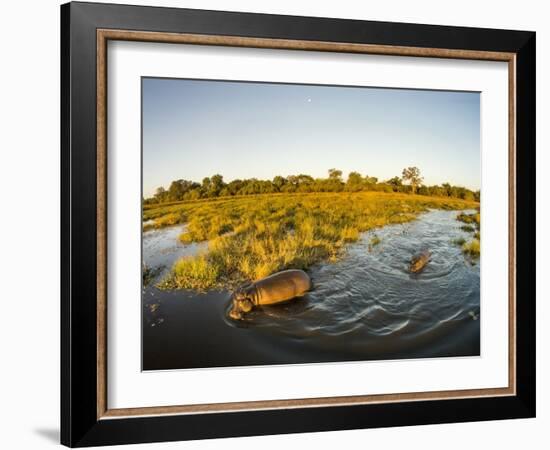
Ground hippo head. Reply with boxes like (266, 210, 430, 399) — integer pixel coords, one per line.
(228, 285, 254, 320)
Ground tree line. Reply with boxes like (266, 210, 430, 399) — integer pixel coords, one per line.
(144, 167, 480, 205)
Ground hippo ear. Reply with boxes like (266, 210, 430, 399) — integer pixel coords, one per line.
(234, 284, 246, 296)
(239, 282, 253, 292)
(235, 285, 249, 298)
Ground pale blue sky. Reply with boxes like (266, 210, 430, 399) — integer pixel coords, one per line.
(142, 78, 480, 197)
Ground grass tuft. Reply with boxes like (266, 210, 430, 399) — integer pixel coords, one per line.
(452, 237, 466, 246)
(462, 239, 480, 257)
(370, 235, 381, 246)
(159, 255, 220, 291)
(460, 225, 475, 233)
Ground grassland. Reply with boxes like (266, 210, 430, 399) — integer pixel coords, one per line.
(144, 192, 479, 291)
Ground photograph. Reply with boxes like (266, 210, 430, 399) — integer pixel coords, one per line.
(141, 77, 482, 371)
(56, 2, 537, 446)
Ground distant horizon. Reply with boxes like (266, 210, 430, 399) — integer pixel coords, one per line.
(143, 78, 480, 197)
(146, 169, 479, 198)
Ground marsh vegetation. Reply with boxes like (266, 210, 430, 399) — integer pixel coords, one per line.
(144, 191, 479, 291)
(456, 211, 481, 257)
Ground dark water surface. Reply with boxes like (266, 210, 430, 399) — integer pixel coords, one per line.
(142, 210, 480, 370)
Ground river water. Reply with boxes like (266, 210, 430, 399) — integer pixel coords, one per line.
(142, 209, 480, 370)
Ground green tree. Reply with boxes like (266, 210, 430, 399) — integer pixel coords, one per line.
(154, 186, 168, 203)
(387, 176, 402, 192)
(417, 185, 429, 195)
(365, 176, 378, 185)
(402, 167, 423, 194)
(201, 177, 211, 196)
(346, 172, 363, 192)
(294, 174, 313, 192)
(272, 175, 286, 191)
(168, 179, 186, 201)
(441, 182, 453, 197)
(209, 174, 225, 197)
(185, 189, 201, 200)
(326, 169, 344, 192)
(328, 168, 343, 182)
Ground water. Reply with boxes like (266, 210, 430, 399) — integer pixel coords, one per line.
(142, 210, 480, 370)
(142, 224, 207, 278)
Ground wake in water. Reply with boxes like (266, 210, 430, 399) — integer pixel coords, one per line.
(238, 210, 480, 341)
(142, 209, 480, 370)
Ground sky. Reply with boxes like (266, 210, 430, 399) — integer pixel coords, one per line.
(142, 77, 480, 197)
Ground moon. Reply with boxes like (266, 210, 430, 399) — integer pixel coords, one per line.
(307, 98, 312, 102)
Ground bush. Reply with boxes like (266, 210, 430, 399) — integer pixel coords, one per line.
(462, 239, 480, 257)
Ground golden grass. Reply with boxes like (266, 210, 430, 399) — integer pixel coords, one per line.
(159, 255, 220, 290)
(462, 239, 481, 256)
(147, 192, 479, 290)
(457, 211, 480, 227)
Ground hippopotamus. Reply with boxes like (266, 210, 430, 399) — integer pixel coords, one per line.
(229, 269, 311, 320)
(410, 250, 431, 273)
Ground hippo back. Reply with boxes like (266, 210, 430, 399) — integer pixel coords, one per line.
(410, 250, 431, 273)
(253, 269, 311, 305)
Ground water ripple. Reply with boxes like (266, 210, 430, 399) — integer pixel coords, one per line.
(247, 209, 480, 344)
(142, 209, 481, 369)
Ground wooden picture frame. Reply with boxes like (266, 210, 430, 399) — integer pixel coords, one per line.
(61, 2, 535, 447)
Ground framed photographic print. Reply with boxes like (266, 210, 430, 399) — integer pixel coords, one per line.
(61, 1, 536, 447)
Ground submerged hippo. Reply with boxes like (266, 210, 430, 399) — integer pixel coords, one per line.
(410, 250, 431, 273)
(229, 269, 311, 320)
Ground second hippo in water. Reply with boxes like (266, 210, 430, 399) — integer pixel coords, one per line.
(229, 269, 311, 320)
(410, 250, 431, 273)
